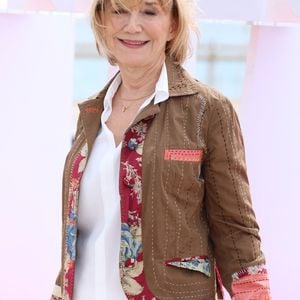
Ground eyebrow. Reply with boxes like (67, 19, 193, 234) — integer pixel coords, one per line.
(144, 1, 159, 6)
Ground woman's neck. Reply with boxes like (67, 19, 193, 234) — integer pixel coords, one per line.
(117, 55, 165, 100)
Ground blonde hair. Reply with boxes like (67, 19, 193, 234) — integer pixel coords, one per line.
(90, 0, 198, 65)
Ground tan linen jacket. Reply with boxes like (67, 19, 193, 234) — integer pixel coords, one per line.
(52, 58, 265, 300)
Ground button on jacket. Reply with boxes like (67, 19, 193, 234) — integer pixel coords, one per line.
(51, 57, 267, 300)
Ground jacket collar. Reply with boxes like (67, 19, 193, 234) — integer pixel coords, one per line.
(79, 56, 199, 106)
(165, 56, 200, 97)
(78, 57, 200, 151)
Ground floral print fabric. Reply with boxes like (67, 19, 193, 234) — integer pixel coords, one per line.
(58, 120, 156, 300)
(63, 143, 88, 300)
(232, 264, 267, 281)
(231, 265, 271, 300)
(165, 256, 211, 277)
(119, 121, 156, 299)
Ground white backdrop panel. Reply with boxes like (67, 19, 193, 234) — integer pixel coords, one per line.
(0, 14, 74, 300)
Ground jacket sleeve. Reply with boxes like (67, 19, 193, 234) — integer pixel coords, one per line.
(202, 94, 271, 298)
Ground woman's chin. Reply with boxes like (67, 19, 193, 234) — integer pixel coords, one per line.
(117, 60, 147, 69)
(116, 55, 160, 69)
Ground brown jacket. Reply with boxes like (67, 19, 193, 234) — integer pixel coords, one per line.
(52, 58, 265, 300)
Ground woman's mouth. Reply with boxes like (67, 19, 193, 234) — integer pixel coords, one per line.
(118, 39, 149, 49)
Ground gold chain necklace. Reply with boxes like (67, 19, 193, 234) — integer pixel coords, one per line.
(118, 91, 155, 113)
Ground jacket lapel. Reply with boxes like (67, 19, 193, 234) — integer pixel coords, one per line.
(78, 76, 114, 153)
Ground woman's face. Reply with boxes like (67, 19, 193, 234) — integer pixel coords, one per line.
(104, 0, 176, 68)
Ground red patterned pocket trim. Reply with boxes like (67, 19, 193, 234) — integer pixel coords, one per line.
(164, 149, 203, 162)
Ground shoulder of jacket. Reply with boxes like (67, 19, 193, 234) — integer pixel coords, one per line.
(171, 62, 231, 107)
(76, 92, 103, 108)
(192, 79, 230, 104)
(187, 79, 235, 117)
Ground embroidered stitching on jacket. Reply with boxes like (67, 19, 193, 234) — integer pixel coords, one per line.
(164, 149, 203, 162)
(231, 272, 271, 300)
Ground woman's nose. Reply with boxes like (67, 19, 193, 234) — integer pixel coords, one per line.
(124, 13, 142, 33)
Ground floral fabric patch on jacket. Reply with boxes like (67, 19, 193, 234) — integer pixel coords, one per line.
(165, 256, 211, 277)
(63, 143, 88, 300)
(119, 120, 156, 299)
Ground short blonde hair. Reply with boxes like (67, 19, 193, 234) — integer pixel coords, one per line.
(90, 0, 198, 65)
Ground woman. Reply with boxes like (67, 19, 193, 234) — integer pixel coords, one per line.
(51, 0, 271, 299)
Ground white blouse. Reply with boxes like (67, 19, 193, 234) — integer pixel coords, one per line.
(73, 64, 169, 300)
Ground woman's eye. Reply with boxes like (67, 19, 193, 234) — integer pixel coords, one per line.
(143, 10, 156, 16)
(112, 8, 128, 14)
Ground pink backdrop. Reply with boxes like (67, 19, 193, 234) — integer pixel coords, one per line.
(241, 25, 300, 299)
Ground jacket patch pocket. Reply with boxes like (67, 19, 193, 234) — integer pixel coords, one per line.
(165, 256, 211, 277)
(164, 149, 203, 162)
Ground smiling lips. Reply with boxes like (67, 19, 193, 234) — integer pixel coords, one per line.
(118, 38, 149, 48)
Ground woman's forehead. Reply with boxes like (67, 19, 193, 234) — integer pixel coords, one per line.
(107, 0, 172, 10)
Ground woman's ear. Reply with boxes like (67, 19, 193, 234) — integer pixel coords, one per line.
(168, 19, 178, 41)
